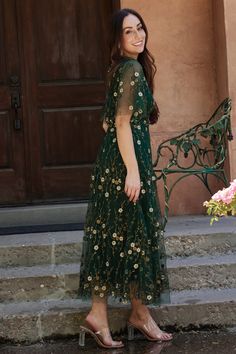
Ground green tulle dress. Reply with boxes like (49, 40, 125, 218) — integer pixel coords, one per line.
(77, 56, 171, 305)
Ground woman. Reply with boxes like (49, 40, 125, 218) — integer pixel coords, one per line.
(78, 8, 173, 349)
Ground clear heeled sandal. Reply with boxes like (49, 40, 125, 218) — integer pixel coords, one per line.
(127, 316, 173, 342)
(79, 323, 125, 349)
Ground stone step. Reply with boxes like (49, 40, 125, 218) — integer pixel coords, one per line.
(1, 254, 236, 303)
(1, 215, 236, 268)
(0, 263, 80, 303)
(0, 287, 235, 343)
(168, 253, 236, 290)
(0, 203, 87, 233)
(164, 215, 236, 258)
(0, 231, 83, 267)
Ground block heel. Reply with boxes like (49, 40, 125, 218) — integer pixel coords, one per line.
(78, 326, 86, 346)
(127, 323, 135, 340)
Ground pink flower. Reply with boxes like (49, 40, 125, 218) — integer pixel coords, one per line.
(212, 180, 236, 204)
(229, 179, 236, 193)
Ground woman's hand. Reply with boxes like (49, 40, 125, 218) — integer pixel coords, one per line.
(102, 120, 108, 133)
(124, 168, 141, 203)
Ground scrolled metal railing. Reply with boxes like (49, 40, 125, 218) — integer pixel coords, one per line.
(153, 97, 233, 230)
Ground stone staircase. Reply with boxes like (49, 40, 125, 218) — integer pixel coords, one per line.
(0, 215, 236, 343)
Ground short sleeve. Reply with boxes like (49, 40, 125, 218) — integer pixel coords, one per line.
(114, 60, 143, 117)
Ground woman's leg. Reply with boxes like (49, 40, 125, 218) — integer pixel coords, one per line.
(86, 294, 109, 328)
(85, 292, 124, 346)
(129, 283, 172, 340)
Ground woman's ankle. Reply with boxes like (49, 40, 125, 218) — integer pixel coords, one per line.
(90, 294, 108, 314)
(130, 303, 150, 320)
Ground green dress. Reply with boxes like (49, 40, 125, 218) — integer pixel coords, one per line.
(78, 56, 171, 305)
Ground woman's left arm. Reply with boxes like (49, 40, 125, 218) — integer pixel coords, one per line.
(102, 120, 108, 132)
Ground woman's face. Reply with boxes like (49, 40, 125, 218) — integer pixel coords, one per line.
(121, 14, 146, 59)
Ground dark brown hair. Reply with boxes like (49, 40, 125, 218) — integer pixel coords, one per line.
(107, 8, 160, 124)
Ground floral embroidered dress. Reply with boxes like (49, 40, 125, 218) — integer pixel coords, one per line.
(77, 56, 171, 305)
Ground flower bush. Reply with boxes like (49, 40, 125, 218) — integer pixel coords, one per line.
(203, 179, 236, 225)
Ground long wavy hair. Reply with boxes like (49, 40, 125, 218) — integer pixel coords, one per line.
(106, 8, 160, 124)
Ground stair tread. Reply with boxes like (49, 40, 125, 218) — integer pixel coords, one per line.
(0, 215, 235, 243)
(0, 203, 88, 230)
(0, 287, 236, 317)
(167, 253, 236, 267)
(0, 230, 83, 247)
(164, 215, 236, 237)
(1, 251, 236, 279)
(170, 287, 236, 305)
(0, 263, 80, 279)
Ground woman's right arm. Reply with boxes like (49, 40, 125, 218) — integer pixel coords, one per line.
(115, 115, 140, 203)
(114, 60, 143, 203)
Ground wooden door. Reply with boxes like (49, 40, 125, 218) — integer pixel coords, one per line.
(0, 0, 27, 204)
(0, 0, 119, 205)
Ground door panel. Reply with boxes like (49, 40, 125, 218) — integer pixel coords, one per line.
(18, 0, 118, 201)
(0, 0, 119, 205)
(0, 0, 26, 204)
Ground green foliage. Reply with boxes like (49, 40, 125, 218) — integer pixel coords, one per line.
(203, 195, 236, 225)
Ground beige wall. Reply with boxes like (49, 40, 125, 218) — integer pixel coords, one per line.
(223, 0, 236, 179)
(212, 0, 231, 181)
(121, 0, 233, 216)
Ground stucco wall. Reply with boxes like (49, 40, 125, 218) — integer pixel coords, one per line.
(223, 0, 236, 179)
(212, 0, 231, 182)
(121, 0, 227, 216)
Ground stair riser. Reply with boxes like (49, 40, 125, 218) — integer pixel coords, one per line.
(0, 274, 79, 303)
(0, 243, 82, 268)
(1, 264, 236, 302)
(0, 302, 235, 344)
(169, 263, 236, 291)
(165, 233, 236, 258)
(0, 233, 236, 268)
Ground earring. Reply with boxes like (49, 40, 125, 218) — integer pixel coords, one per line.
(118, 43, 123, 56)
